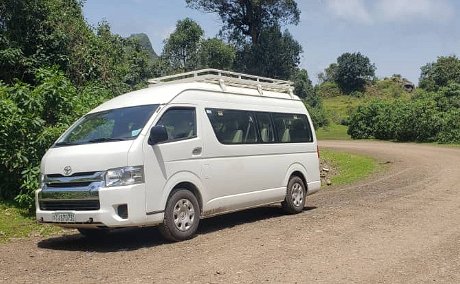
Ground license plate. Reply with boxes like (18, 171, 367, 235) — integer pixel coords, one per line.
(52, 212, 75, 223)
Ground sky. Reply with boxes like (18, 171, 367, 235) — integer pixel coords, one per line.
(83, 0, 460, 84)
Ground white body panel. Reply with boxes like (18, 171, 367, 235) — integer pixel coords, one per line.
(36, 81, 321, 229)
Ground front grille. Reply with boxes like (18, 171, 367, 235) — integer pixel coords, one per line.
(47, 172, 97, 178)
(46, 182, 92, 188)
(39, 200, 100, 211)
(39, 171, 104, 211)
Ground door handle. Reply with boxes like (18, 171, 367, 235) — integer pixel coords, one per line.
(192, 147, 202, 155)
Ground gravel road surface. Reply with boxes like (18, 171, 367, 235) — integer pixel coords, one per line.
(1, 141, 459, 283)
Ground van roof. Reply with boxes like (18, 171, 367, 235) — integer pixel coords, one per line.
(90, 81, 301, 113)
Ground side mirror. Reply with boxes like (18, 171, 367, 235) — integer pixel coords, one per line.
(148, 125, 168, 145)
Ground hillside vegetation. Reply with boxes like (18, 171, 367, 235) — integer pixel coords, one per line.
(315, 57, 460, 145)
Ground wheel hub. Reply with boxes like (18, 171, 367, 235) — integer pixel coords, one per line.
(291, 182, 304, 207)
(173, 199, 195, 231)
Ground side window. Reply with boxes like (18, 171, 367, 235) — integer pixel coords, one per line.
(255, 113, 275, 143)
(273, 113, 313, 143)
(206, 109, 257, 144)
(156, 108, 196, 141)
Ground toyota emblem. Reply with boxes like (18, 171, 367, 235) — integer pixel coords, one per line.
(63, 166, 72, 176)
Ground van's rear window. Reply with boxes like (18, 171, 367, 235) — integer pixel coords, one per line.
(206, 108, 313, 144)
(55, 104, 159, 146)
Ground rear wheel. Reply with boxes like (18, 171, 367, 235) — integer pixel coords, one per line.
(282, 176, 306, 214)
(159, 189, 200, 242)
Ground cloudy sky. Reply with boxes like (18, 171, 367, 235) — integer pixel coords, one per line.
(83, 0, 460, 84)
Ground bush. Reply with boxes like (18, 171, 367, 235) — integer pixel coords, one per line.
(316, 82, 342, 97)
(306, 104, 329, 129)
(437, 109, 460, 143)
(0, 68, 113, 209)
(347, 100, 389, 139)
(347, 88, 459, 143)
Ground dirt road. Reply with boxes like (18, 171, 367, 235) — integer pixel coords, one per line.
(1, 141, 460, 283)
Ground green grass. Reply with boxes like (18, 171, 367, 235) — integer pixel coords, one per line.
(321, 149, 379, 186)
(316, 123, 350, 140)
(315, 95, 362, 140)
(322, 95, 362, 124)
(0, 202, 63, 243)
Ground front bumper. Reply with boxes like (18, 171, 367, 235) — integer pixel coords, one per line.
(36, 184, 164, 228)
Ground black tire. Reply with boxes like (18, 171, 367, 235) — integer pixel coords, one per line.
(77, 228, 109, 238)
(159, 189, 200, 242)
(282, 176, 306, 214)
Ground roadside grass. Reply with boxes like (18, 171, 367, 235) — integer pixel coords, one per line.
(316, 123, 350, 140)
(320, 149, 380, 186)
(0, 202, 63, 243)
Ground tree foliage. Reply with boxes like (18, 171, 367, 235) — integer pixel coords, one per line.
(162, 18, 204, 72)
(161, 18, 236, 74)
(0, 68, 113, 206)
(317, 63, 338, 84)
(0, 0, 155, 208)
(419, 55, 460, 91)
(334, 52, 376, 94)
(235, 26, 302, 79)
(199, 38, 236, 70)
(0, 0, 153, 93)
(348, 83, 460, 143)
(291, 69, 328, 128)
(186, 0, 300, 44)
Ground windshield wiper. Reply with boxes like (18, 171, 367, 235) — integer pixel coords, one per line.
(54, 141, 81, 147)
(87, 137, 128, 143)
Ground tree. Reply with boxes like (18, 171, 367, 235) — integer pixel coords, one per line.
(162, 18, 204, 73)
(186, 0, 300, 44)
(0, 0, 152, 93)
(292, 69, 314, 101)
(199, 38, 235, 70)
(335, 52, 376, 94)
(235, 26, 302, 79)
(0, 0, 154, 208)
(0, 0, 85, 84)
(317, 63, 337, 84)
(419, 55, 460, 91)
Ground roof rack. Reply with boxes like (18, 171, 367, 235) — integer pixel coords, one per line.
(148, 69, 294, 96)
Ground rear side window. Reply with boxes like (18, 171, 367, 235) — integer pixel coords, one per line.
(206, 109, 258, 144)
(255, 113, 275, 143)
(156, 108, 196, 141)
(272, 113, 313, 143)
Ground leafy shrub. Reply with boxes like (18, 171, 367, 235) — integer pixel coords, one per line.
(348, 87, 459, 143)
(316, 82, 342, 98)
(437, 109, 460, 143)
(347, 100, 389, 139)
(0, 68, 113, 209)
(305, 104, 329, 129)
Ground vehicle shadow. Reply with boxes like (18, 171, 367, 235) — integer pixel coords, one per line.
(37, 205, 317, 253)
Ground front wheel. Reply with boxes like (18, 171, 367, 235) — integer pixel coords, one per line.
(282, 176, 306, 214)
(159, 189, 200, 242)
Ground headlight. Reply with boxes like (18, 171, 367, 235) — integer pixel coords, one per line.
(105, 166, 144, 187)
(40, 174, 45, 189)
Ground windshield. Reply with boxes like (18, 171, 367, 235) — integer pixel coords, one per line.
(55, 104, 159, 146)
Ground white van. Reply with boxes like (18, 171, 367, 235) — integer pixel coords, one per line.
(36, 69, 321, 241)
